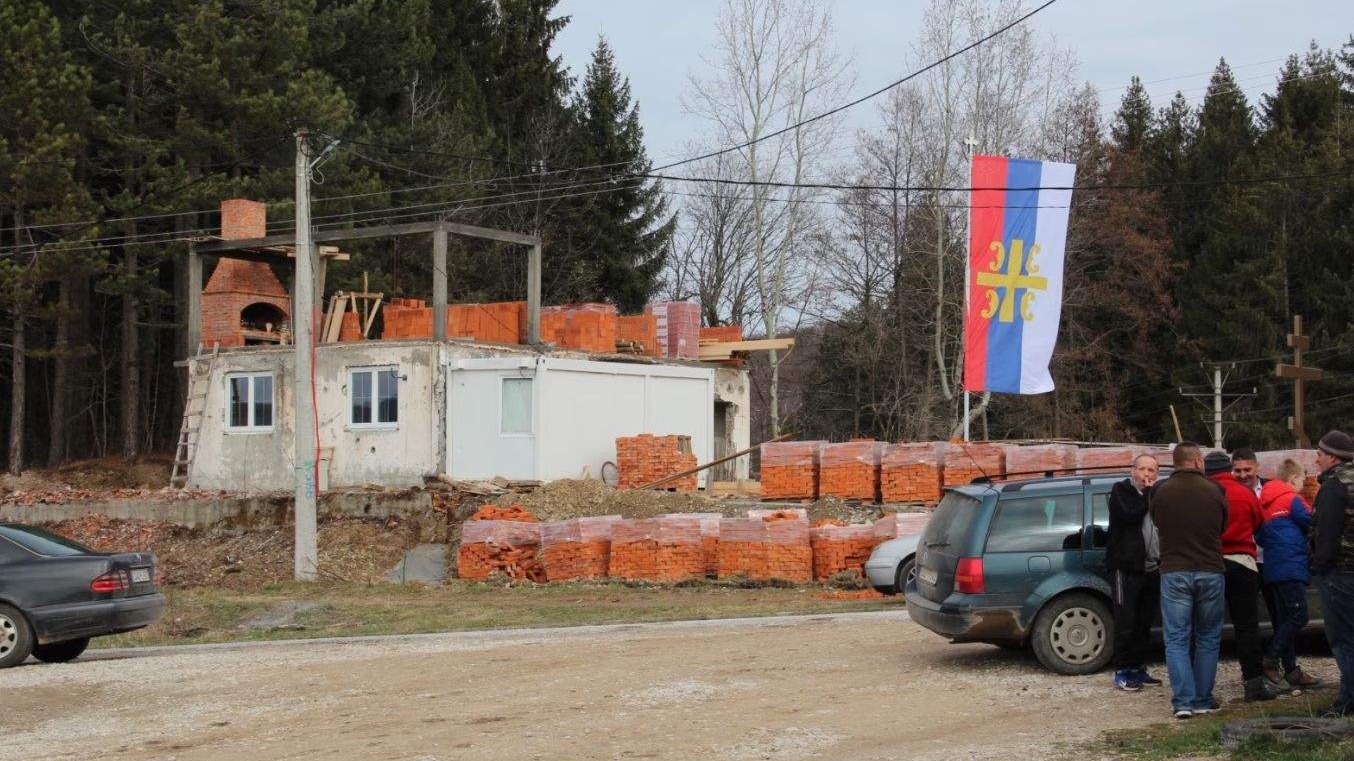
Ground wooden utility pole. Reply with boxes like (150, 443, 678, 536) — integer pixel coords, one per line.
(1276, 315, 1324, 449)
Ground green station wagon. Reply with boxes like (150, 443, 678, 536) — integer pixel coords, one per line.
(905, 474, 1322, 675)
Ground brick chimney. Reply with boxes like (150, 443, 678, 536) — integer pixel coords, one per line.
(202, 200, 290, 348)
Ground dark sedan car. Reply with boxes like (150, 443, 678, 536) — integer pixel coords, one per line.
(0, 523, 166, 668)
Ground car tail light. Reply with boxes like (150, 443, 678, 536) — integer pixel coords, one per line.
(91, 570, 129, 593)
(955, 557, 985, 594)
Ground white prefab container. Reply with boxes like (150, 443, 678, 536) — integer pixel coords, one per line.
(445, 356, 715, 484)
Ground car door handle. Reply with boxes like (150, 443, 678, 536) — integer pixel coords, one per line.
(1028, 556, 1051, 573)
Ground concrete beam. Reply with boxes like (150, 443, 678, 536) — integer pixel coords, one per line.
(195, 221, 542, 253)
(186, 243, 203, 352)
(432, 227, 447, 340)
(527, 241, 542, 344)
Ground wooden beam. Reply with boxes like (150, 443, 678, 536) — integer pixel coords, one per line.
(697, 338, 795, 358)
(1276, 364, 1324, 382)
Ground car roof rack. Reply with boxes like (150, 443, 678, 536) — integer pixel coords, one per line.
(968, 464, 1176, 491)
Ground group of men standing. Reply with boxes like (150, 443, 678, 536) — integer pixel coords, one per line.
(1105, 430, 1354, 719)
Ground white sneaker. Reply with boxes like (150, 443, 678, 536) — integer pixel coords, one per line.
(1174, 709, 1193, 720)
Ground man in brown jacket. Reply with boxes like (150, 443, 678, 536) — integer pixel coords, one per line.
(1150, 442, 1229, 719)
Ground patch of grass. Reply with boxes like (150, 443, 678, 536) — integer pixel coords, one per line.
(95, 580, 901, 648)
(1101, 693, 1354, 761)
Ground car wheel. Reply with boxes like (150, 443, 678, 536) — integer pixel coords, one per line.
(0, 603, 34, 669)
(896, 557, 917, 594)
(33, 638, 90, 664)
(1031, 593, 1113, 675)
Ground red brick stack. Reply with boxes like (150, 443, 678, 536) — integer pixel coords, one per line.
(540, 303, 619, 353)
(646, 301, 701, 359)
(1075, 446, 1148, 473)
(717, 511, 811, 582)
(447, 302, 524, 344)
(880, 442, 944, 504)
(809, 521, 880, 580)
(667, 512, 723, 576)
(1003, 444, 1078, 477)
(616, 314, 662, 356)
(381, 298, 432, 339)
(759, 441, 823, 500)
(615, 434, 698, 490)
(608, 516, 705, 581)
(700, 325, 743, 343)
(539, 516, 622, 582)
(873, 512, 931, 540)
(818, 440, 882, 501)
(941, 442, 1006, 487)
(457, 505, 544, 581)
(338, 311, 363, 342)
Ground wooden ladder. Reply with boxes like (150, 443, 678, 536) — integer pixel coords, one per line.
(169, 343, 218, 489)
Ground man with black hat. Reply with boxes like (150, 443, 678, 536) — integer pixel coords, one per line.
(1311, 430, 1354, 716)
(1205, 450, 1280, 702)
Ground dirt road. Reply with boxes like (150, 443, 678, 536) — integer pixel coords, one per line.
(1, 611, 1331, 761)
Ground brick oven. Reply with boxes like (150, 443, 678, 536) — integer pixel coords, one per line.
(201, 199, 290, 348)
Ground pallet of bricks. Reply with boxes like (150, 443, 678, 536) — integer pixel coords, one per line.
(759, 441, 824, 500)
(667, 512, 722, 577)
(608, 516, 705, 581)
(718, 509, 811, 582)
(539, 516, 622, 582)
(940, 442, 1005, 487)
(1001, 443, 1077, 477)
(810, 520, 879, 581)
(1257, 449, 1323, 503)
(456, 505, 544, 582)
(880, 442, 943, 505)
(616, 434, 698, 491)
(818, 440, 882, 501)
(1074, 445, 1150, 474)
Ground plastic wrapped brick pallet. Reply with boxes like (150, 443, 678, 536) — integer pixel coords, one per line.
(717, 513, 811, 582)
(458, 520, 545, 581)
(873, 512, 931, 540)
(818, 441, 883, 501)
(810, 522, 879, 580)
(880, 442, 944, 505)
(759, 442, 824, 500)
(608, 516, 704, 582)
(1003, 443, 1078, 476)
(1074, 446, 1149, 473)
(941, 442, 1005, 487)
(539, 516, 622, 581)
(666, 512, 723, 576)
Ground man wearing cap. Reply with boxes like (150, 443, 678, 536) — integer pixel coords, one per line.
(1204, 450, 1279, 702)
(1311, 430, 1354, 717)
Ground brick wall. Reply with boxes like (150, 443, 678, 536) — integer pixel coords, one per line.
(220, 198, 266, 239)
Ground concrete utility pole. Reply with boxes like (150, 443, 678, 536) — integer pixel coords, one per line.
(293, 129, 318, 581)
(1276, 314, 1324, 448)
(1180, 364, 1256, 450)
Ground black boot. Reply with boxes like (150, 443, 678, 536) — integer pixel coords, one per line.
(1244, 676, 1279, 702)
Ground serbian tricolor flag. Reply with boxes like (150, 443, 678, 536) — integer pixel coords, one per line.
(963, 155, 1075, 395)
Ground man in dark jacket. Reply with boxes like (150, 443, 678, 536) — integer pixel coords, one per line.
(1108, 453, 1162, 691)
(1205, 451, 1279, 702)
(1151, 443, 1229, 719)
(1310, 430, 1354, 717)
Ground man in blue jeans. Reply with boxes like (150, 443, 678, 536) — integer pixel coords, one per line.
(1150, 442, 1229, 719)
(1310, 430, 1354, 717)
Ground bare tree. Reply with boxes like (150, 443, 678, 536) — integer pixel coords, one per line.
(664, 152, 759, 327)
(683, 0, 850, 436)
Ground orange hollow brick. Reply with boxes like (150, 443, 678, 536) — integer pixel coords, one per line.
(880, 442, 943, 505)
(616, 434, 698, 491)
(759, 442, 824, 500)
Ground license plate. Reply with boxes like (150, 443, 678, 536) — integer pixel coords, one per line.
(131, 568, 151, 584)
(919, 567, 939, 586)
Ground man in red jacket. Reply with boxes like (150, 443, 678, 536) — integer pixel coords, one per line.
(1204, 451, 1280, 701)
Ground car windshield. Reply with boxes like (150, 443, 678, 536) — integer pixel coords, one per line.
(0, 525, 93, 557)
(921, 491, 983, 551)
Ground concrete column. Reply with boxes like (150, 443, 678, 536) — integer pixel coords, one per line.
(186, 243, 202, 353)
(433, 225, 448, 340)
(526, 241, 542, 344)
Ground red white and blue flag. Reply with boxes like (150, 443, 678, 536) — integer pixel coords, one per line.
(963, 154, 1075, 395)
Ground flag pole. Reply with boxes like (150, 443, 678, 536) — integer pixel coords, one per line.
(962, 134, 978, 442)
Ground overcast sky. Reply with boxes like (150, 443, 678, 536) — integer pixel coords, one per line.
(554, 0, 1351, 164)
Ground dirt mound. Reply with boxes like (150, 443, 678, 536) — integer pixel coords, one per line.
(42, 513, 434, 589)
(495, 479, 736, 521)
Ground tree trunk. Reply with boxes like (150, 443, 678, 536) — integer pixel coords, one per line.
(48, 275, 71, 465)
(121, 241, 140, 461)
(9, 309, 24, 476)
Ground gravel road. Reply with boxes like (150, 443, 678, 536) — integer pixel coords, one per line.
(0, 611, 1335, 761)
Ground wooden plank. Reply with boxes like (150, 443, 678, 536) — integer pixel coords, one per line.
(698, 338, 795, 354)
(363, 295, 383, 338)
(1276, 364, 1324, 381)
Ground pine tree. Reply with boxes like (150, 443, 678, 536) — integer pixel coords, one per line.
(1111, 76, 1153, 154)
(570, 37, 675, 311)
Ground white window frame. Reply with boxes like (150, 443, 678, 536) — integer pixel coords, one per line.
(348, 366, 400, 429)
(499, 376, 534, 437)
(224, 372, 275, 433)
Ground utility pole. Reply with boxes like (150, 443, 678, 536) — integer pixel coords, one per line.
(1179, 364, 1256, 450)
(293, 129, 318, 581)
(1276, 314, 1324, 448)
(961, 132, 979, 443)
